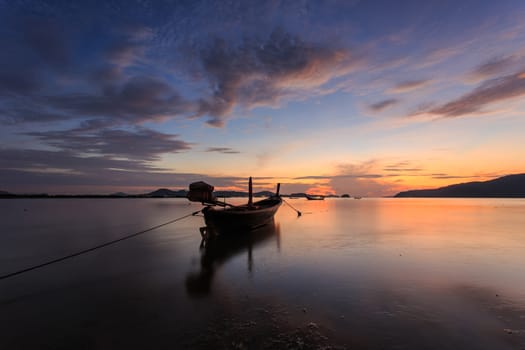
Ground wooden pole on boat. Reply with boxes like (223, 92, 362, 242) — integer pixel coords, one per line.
(276, 183, 281, 196)
(248, 176, 253, 207)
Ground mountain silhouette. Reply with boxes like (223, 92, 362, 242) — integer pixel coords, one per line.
(395, 174, 525, 198)
(148, 188, 187, 197)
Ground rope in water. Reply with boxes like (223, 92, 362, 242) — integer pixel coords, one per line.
(282, 198, 302, 216)
(0, 210, 202, 281)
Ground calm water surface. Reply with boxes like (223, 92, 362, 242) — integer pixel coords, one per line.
(1, 198, 525, 349)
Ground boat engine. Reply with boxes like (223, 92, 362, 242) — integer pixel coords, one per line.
(187, 181, 216, 204)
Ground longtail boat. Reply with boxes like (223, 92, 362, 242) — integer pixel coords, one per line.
(187, 177, 282, 235)
(305, 194, 324, 200)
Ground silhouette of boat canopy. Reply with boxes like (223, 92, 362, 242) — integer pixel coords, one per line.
(188, 177, 282, 234)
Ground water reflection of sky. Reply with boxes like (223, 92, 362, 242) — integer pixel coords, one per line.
(275, 198, 525, 297)
(1, 198, 525, 349)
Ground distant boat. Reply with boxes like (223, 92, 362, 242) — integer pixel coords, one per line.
(354, 196, 362, 199)
(306, 194, 324, 200)
(187, 177, 282, 236)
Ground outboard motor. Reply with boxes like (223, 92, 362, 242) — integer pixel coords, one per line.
(187, 181, 216, 204)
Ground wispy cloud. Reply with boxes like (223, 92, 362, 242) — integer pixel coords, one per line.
(0, 25, 193, 127)
(383, 161, 423, 172)
(1, 25, 359, 129)
(290, 161, 395, 195)
(26, 127, 192, 161)
(47, 76, 193, 124)
(416, 45, 466, 69)
(466, 55, 516, 81)
(1, 1, 523, 195)
(0, 148, 243, 193)
(368, 99, 399, 112)
(106, 26, 151, 67)
(0, 148, 159, 174)
(205, 147, 240, 154)
(431, 175, 485, 180)
(293, 175, 332, 180)
(194, 29, 358, 126)
(389, 79, 430, 93)
(428, 70, 525, 117)
(330, 160, 398, 196)
(0, 102, 70, 125)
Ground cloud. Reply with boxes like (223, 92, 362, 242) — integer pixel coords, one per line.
(205, 147, 240, 154)
(0, 103, 70, 125)
(1, 17, 359, 129)
(293, 175, 332, 180)
(194, 29, 357, 126)
(0, 148, 156, 174)
(368, 99, 399, 112)
(416, 45, 465, 69)
(294, 174, 384, 180)
(105, 26, 152, 68)
(327, 160, 408, 196)
(47, 76, 193, 124)
(89, 65, 123, 84)
(428, 70, 525, 117)
(330, 175, 395, 197)
(107, 40, 144, 67)
(290, 161, 395, 196)
(0, 21, 192, 126)
(431, 175, 484, 180)
(0, 148, 243, 193)
(467, 56, 516, 81)
(26, 127, 192, 161)
(383, 161, 423, 172)
(389, 79, 429, 93)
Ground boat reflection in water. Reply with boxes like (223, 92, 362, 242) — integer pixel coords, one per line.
(185, 220, 280, 297)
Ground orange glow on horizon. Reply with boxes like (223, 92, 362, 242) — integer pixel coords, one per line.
(306, 185, 335, 196)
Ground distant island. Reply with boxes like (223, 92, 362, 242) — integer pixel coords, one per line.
(0, 188, 345, 199)
(0, 188, 283, 199)
(395, 174, 525, 198)
(4, 174, 524, 199)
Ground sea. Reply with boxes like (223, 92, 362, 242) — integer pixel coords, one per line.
(1, 197, 525, 349)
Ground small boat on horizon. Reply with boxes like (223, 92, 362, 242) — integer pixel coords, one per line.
(187, 177, 282, 236)
(305, 194, 325, 200)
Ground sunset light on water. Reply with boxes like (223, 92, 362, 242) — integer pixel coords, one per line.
(2, 198, 525, 348)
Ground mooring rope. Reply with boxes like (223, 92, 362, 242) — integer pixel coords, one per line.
(0, 210, 202, 281)
(282, 198, 302, 216)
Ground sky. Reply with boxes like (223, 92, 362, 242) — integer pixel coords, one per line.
(1, 0, 525, 196)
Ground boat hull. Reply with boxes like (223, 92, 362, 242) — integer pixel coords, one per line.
(306, 195, 324, 200)
(202, 197, 282, 234)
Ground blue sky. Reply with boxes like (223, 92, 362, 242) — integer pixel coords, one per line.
(1, 0, 525, 195)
